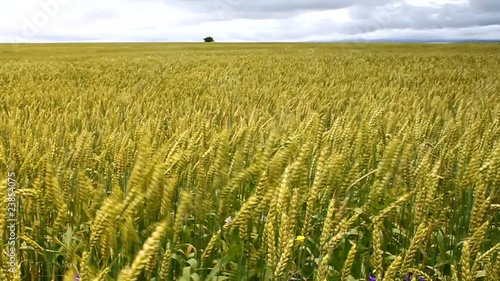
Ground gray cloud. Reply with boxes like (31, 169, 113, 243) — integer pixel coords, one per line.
(170, 0, 500, 38)
(171, 0, 393, 20)
(1, 0, 499, 42)
(345, 3, 500, 34)
(469, 0, 500, 12)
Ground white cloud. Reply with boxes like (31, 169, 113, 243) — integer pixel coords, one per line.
(0, 0, 499, 42)
(404, 0, 468, 7)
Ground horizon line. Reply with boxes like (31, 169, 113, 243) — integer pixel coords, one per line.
(0, 39, 499, 45)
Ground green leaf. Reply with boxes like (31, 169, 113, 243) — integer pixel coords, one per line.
(191, 272, 200, 281)
(182, 266, 191, 279)
(187, 258, 198, 269)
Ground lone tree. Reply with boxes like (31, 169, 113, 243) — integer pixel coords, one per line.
(204, 36, 214, 42)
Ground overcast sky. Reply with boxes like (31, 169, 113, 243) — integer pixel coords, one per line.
(0, 0, 499, 43)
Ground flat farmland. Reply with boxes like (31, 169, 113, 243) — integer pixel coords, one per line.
(0, 43, 499, 280)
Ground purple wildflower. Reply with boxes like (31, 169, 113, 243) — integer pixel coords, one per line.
(74, 273, 80, 281)
(369, 274, 377, 281)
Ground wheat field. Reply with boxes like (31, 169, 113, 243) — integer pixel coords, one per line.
(0, 43, 499, 281)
